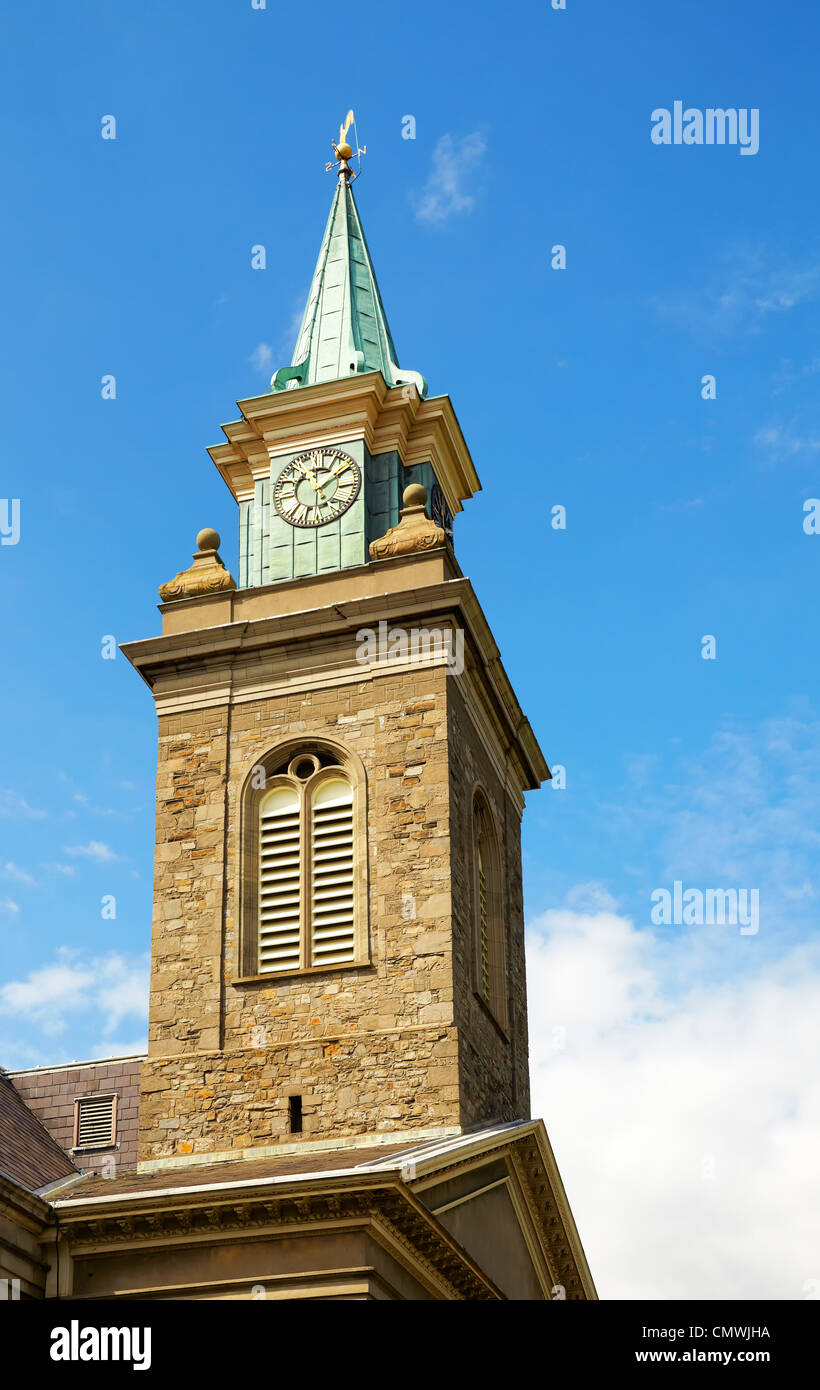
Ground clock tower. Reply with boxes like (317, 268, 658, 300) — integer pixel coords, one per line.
(127, 131, 549, 1167)
(215, 153, 457, 591)
(122, 125, 585, 1278)
(5, 118, 596, 1304)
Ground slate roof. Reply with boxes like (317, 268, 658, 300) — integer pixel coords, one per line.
(49, 1123, 537, 1207)
(0, 1070, 78, 1192)
(49, 1142, 413, 1204)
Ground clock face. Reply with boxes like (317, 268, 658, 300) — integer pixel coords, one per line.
(273, 448, 362, 528)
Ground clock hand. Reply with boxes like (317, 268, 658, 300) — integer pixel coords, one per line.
(301, 458, 328, 502)
(305, 471, 327, 501)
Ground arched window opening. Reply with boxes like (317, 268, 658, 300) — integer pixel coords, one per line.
(473, 794, 507, 1028)
(477, 832, 491, 999)
(259, 785, 301, 973)
(310, 776, 355, 966)
(242, 743, 367, 978)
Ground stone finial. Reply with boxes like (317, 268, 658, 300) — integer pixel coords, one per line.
(158, 529, 237, 604)
(368, 485, 447, 561)
(196, 527, 220, 553)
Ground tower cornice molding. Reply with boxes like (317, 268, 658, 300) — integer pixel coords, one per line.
(122, 573, 548, 792)
(209, 372, 480, 518)
(46, 1178, 502, 1301)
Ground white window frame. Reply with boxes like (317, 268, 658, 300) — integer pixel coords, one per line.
(239, 743, 369, 980)
(72, 1092, 118, 1152)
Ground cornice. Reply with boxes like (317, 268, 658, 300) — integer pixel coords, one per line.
(0, 1172, 53, 1228)
(47, 1177, 501, 1301)
(208, 373, 480, 516)
(383, 1120, 596, 1300)
(121, 576, 548, 790)
(512, 1130, 598, 1300)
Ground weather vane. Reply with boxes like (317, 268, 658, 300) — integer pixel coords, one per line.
(325, 109, 366, 182)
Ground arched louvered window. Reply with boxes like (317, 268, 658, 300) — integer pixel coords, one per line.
(243, 746, 366, 978)
(259, 785, 301, 972)
(473, 793, 507, 1028)
(477, 831, 491, 999)
(310, 776, 355, 966)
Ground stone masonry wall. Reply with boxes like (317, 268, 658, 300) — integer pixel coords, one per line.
(446, 681, 531, 1128)
(139, 663, 462, 1164)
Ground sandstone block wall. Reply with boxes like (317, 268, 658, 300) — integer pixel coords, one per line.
(447, 682, 531, 1128)
(139, 666, 463, 1163)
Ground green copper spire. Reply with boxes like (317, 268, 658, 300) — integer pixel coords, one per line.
(271, 160, 427, 398)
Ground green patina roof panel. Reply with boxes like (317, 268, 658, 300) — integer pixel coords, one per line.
(272, 181, 426, 398)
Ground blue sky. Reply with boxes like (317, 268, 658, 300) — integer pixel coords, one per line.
(1, 1, 819, 1297)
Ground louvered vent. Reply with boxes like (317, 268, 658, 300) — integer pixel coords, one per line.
(310, 776, 355, 966)
(259, 785, 302, 973)
(478, 844, 490, 998)
(76, 1094, 115, 1148)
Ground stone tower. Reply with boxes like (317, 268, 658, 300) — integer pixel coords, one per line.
(124, 137, 549, 1175)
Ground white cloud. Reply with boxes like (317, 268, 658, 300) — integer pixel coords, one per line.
(281, 296, 307, 358)
(771, 356, 820, 396)
(528, 710, 820, 1297)
(0, 957, 95, 1034)
(2, 862, 35, 886)
(0, 899, 20, 916)
(654, 717, 820, 924)
(64, 840, 118, 863)
(527, 904, 820, 1299)
(0, 1035, 43, 1069)
(659, 497, 705, 514)
(0, 949, 149, 1039)
(652, 245, 820, 340)
(414, 132, 487, 225)
(42, 862, 76, 877)
(94, 956, 150, 1035)
(753, 423, 820, 456)
(87, 1035, 148, 1060)
(596, 710, 820, 970)
(249, 342, 273, 373)
(0, 789, 45, 820)
(563, 881, 618, 914)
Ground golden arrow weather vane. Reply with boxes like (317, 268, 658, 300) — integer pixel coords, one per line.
(326, 109, 366, 181)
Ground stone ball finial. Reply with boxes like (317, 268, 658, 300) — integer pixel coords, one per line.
(369, 480, 445, 560)
(159, 529, 236, 603)
(196, 528, 221, 553)
(402, 484, 428, 510)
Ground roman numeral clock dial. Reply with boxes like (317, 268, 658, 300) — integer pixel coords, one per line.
(273, 449, 362, 528)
